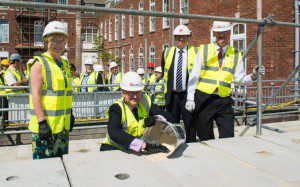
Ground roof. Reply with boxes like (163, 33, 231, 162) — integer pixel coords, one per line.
(83, 0, 106, 4)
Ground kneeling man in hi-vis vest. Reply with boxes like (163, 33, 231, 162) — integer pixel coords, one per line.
(185, 21, 266, 141)
(100, 72, 174, 153)
(28, 21, 75, 159)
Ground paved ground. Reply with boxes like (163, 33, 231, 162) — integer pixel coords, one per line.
(0, 120, 299, 186)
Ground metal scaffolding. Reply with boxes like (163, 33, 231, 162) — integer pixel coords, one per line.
(0, 0, 300, 137)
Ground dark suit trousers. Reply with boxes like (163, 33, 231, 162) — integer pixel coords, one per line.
(194, 90, 235, 141)
(166, 91, 196, 143)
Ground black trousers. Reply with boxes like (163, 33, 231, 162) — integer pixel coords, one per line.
(166, 91, 196, 143)
(100, 143, 119, 151)
(194, 90, 235, 141)
(0, 96, 8, 124)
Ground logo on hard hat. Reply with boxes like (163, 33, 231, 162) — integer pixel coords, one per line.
(179, 29, 183, 32)
(129, 83, 139, 87)
(54, 26, 63, 30)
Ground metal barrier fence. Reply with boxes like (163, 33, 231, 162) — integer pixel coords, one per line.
(0, 80, 299, 127)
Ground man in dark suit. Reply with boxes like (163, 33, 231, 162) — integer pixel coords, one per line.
(161, 25, 198, 143)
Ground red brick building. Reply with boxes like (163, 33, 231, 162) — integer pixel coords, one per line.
(101, 0, 297, 80)
(0, 0, 105, 72)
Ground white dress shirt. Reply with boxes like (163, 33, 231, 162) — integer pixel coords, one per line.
(173, 46, 188, 91)
(187, 43, 253, 101)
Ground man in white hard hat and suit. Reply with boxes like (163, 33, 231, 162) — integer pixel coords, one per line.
(186, 21, 265, 140)
(161, 24, 198, 143)
(106, 61, 122, 91)
(100, 72, 174, 153)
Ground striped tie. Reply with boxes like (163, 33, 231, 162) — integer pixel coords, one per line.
(176, 50, 183, 92)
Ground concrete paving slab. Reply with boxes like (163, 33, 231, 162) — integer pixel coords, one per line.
(155, 143, 291, 187)
(257, 132, 300, 152)
(63, 151, 181, 187)
(205, 136, 300, 183)
(68, 138, 102, 154)
(0, 157, 69, 187)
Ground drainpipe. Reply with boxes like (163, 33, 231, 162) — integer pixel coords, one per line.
(294, 0, 299, 98)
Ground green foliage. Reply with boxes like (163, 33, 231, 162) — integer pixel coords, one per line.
(93, 36, 120, 67)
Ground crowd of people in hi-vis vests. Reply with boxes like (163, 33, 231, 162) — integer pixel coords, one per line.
(0, 20, 266, 159)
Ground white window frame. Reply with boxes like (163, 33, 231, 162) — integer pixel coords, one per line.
(0, 20, 9, 43)
(109, 17, 112, 42)
(149, 46, 155, 63)
(149, 0, 155, 32)
(57, 0, 68, 13)
(162, 0, 170, 29)
(139, 2, 144, 35)
(84, 4, 94, 14)
(129, 5, 134, 37)
(82, 24, 98, 43)
(231, 23, 247, 68)
(100, 22, 103, 37)
(34, 21, 43, 46)
(115, 15, 118, 41)
(122, 14, 126, 39)
(129, 48, 134, 71)
(121, 48, 125, 72)
(139, 46, 144, 68)
(180, 0, 188, 24)
(104, 19, 107, 40)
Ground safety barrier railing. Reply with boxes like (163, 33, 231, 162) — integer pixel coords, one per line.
(0, 80, 299, 127)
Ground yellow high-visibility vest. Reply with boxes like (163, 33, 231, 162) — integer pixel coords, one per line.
(102, 94, 151, 151)
(28, 53, 73, 134)
(0, 70, 6, 95)
(147, 73, 156, 84)
(5, 67, 24, 95)
(163, 46, 198, 93)
(196, 44, 242, 97)
(72, 76, 81, 92)
(79, 71, 99, 92)
(152, 78, 165, 106)
(107, 72, 122, 91)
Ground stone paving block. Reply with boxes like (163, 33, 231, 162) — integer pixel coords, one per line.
(205, 136, 300, 183)
(63, 151, 181, 187)
(257, 132, 300, 152)
(155, 143, 291, 187)
(68, 139, 102, 154)
(0, 158, 69, 187)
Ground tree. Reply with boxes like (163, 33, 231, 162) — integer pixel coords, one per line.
(93, 36, 120, 67)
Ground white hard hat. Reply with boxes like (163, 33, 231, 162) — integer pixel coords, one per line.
(173, 25, 191, 36)
(109, 61, 118, 69)
(85, 58, 94, 65)
(27, 59, 34, 64)
(43, 21, 68, 38)
(137, 68, 145, 75)
(94, 64, 104, 71)
(212, 21, 232, 32)
(154, 66, 162, 73)
(120, 72, 144, 91)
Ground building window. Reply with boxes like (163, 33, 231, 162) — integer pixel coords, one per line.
(139, 46, 144, 68)
(129, 11, 134, 37)
(109, 18, 112, 42)
(82, 24, 98, 43)
(57, 0, 67, 4)
(115, 15, 119, 41)
(139, 2, 144, 35)
(34, 21, 43, 45)
(121, 48, 125, 72)
(122, 15, 126, 39)
(84, 4, 94, 14)
(114, 50, 119, 61)
(0, 20, 9, 43)
(104, 19, 107, 40)
(149, 0, 155, 32)
(163, 44, 170, 51)
(162, 0, 170, 29)
(149, 46, 155, 63)
(180, 0, 188, 24)
(129, 48, 134, 71)
(231, 23, 246, 67)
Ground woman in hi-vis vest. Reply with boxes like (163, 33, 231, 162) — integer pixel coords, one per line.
(28, 21, 75, 159)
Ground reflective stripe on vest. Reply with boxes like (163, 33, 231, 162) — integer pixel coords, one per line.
(102, 94, 151, 150)
(107, 72, 122, 91)
(28, 53, 73, 134)
(79, 71, 99, 92)
(196, 44, 241, 97)
(163, 46, 198, 93)
(5, 68, 23, 95)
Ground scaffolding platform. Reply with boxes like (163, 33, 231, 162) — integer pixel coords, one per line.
(0, 121, 300, 186)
